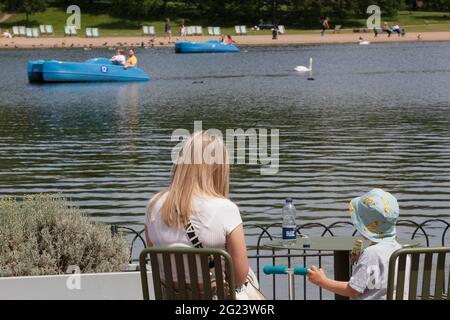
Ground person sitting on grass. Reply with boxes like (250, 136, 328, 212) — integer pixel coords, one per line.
(382, 22, 392, 37)
(308, 188, 403, 300)
(2, 29, 13, 38)
(109, 48, 126, 66)
(124, 49, 138, 68)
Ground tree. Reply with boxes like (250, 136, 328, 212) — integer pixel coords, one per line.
(110, 0, 163, 26)
(1, 0, 48, 24)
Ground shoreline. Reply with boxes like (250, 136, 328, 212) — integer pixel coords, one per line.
(1, 32, 450, 50)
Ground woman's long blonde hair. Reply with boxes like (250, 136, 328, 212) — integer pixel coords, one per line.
(147, 131, 230, 228)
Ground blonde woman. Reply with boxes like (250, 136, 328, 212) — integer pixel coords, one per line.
(144, 131, 249, 287)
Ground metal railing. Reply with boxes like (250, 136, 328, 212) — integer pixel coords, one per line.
(111, 218, 450, 300)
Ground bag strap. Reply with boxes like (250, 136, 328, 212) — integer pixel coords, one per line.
(185, 221, 215, 269)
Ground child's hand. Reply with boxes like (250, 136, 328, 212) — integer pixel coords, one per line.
(308, 265, 327, 286)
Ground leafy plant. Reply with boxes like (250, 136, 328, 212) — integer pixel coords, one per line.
(0, 194, 129, 277)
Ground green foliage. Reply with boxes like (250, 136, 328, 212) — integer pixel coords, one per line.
(1, 0, 48, 23)
(0, 194, 130, 277)
(110, 0, 162, 26)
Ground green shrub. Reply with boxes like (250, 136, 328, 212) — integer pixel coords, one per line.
(0, 194, 130, 277)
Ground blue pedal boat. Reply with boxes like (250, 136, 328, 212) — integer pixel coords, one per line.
(28, 58, 150, 83)
(175, 40, 240, 54)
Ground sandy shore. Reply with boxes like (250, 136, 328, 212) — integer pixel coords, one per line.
(1, 31, 450, 49)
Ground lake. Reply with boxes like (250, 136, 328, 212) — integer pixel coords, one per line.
(1, 42, 449, 252)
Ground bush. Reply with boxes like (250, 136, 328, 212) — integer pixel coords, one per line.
(0, 194, 130, 277)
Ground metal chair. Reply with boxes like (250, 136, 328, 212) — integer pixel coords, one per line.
(387, 247, 450, 300)
(139, 247, 236, 300)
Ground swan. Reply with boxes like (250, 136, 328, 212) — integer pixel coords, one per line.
(295, 57, 313, 72)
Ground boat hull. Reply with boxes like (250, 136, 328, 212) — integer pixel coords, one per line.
(175, 40, 240, 54)
(28, 58, 150, 83)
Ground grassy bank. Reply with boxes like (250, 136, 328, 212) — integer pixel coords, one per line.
(1, 8, 449, 37)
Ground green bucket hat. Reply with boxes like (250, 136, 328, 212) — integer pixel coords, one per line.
(349, 188, 399, 242)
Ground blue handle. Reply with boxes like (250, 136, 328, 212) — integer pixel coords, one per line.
(263, 265, 309, 275)
(293, 267, 309, 275)
(263, 265, 288, 275)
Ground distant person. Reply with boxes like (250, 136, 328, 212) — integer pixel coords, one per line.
(2, 29, 12, 38)
(226, 35, 235, 45)
(179, 19, 186, 38)
(124, 49, 137, 68)
(392, 24, 401, 36)
(272, 26, 278, 40)
(109, 48, 126, 66)
(382, 22, 392, 37)
(165, 18, 172, 44)
(320, 17, 330, 36)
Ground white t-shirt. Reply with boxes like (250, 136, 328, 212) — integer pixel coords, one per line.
(110, 54, 126, 65)
(145, 193, 243, 283)
(349, 239, 409, 300)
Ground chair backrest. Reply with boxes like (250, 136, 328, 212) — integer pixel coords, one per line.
(207, 26, 214, 35)
(142, 26, 149, 35)
(70, 26, 77, 36)
(187, 26, 194, 36)
(39, 25, 46, 34)
(234, 25, 241, 35)
(32, 28, 39, 38)
(46, 25, 53, 34)
(148, 26, 155, 36)
(85, 27, 92, 37)
(240, 25, 247, 34)
(195, 26, 203, 35)
(139, 247, 236, 300)
(12, 26, 20, 36)
(214, 27, 221, 36)
(64, 26, 71, 35)
(19, 26, 26, 36)
(26, 28, 33, 37)
(278, 25, 285, 34)
(92, 28, 99, 37)
(387, 247, 450, 300)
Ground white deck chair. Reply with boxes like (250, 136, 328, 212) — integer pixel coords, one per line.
(195, 26, 203, 35)
(64, 26, 71, 36)
(19, 26, 26, 36)
(12, 26, 20, 37)
(278, 25, 286, 34)
(234, 25, 241, 35)
(148, 26, 155, 36)
(142, 26, 149, 36)
(85, 27, 93, 37)
(92, 28, 99, 37)
(25, 28, 33, 38)
(213, 27, 221, 36)
(45, 25, 54, 35)
(240, 25, 247, 35)
(39, 25, 46, 35)
(32, 28, 40, 38)
(70, 26, 77, 36)
(185, 26, 192, 36)
(207, 27, 214, 36)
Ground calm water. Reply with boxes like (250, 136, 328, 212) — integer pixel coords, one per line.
(1, 42, 450, 240)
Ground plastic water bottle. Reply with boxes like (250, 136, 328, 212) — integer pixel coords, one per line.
(282, 198, 297, 245)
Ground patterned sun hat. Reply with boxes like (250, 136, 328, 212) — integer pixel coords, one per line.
(348, 188, 399, 242)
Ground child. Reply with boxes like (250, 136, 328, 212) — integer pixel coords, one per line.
(308, 188, 401, 300)
(109, 48, 126, 66)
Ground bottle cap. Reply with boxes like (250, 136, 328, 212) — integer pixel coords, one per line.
(286, 198, 293, 203)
